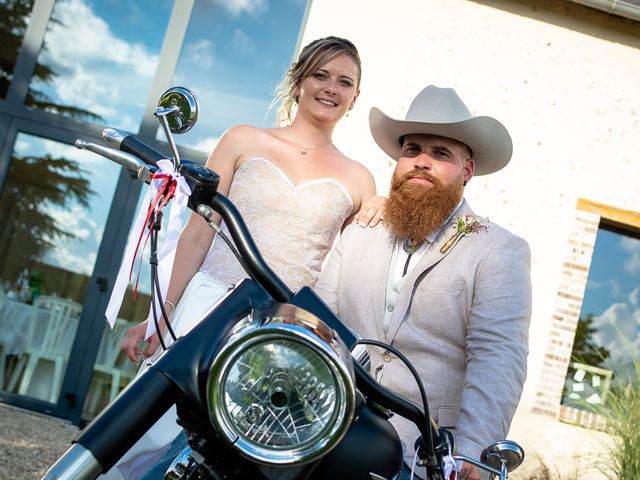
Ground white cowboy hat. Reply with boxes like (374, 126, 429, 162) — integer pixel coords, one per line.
(369, 85, 513, 176)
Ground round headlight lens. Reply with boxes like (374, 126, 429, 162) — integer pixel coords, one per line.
(208, 319, 354, 465)
(223, 339, 339, 446)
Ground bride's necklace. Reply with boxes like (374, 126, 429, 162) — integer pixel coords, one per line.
(287, 127, 333, 155)
(403, 238, 424, 254)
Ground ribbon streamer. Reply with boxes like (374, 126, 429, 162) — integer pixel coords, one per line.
(442, 433, 460, 480)
(105, 160, 191, 331)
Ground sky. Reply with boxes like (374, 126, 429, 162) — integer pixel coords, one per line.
(32, 0, 307, 147)
(579, 228, 640, 373)
(17, 0, 307, 293)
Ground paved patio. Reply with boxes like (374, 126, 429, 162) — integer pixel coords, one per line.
(0, 403, 78, 480)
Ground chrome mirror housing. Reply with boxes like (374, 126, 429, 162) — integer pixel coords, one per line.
(157, 86, 199, 134)
(480, 440, 525, 473)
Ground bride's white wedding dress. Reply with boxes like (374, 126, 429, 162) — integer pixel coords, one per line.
(104, 157, 353, 479)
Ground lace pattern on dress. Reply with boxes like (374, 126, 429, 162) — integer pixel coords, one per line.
(199, 157, 353, 290)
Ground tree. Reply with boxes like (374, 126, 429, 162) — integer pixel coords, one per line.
(572, 313, 611, 368)
(0, 0, 103, 121)
(0, 153, 95, 279)
(0, 0, 34, 98)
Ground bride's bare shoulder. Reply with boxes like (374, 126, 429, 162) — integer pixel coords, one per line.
(221, 125, 285, 146)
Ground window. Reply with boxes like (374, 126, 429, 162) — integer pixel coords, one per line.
(0, 0, 34, 99)
(562, 223, 640, 409)
(26, 0, 171, 130)
(163, 0, 308, 152)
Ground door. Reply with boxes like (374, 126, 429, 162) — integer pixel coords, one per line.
(0, 118, 138, 415)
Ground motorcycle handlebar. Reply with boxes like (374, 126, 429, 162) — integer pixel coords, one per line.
(353, 362, 439, 452)
(103, 128, 166, 166)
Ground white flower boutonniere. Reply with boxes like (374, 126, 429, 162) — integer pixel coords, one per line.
(440, 214, 489, 254)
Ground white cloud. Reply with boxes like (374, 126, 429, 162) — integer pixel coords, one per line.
(184, 39, 215, 69)
(45, 0, 157, 74)
(620, 236, 640, 275)
(189, 136, 220, 153)
(35, 0, 159, 127)
(211, 0, 268, 17)
(232, 29, 255, 55)
(592, 302, 640, 367)
(629, 286, 640, 307)
(40, 203, 101, 276)
(585, 277, 623, 302)
(13, 139, 31, 155)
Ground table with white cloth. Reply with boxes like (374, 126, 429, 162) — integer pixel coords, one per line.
(0, 297, 78, 399)
(0, 297, 67, 355)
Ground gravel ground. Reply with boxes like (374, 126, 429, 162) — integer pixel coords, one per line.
(0, 403, 79, 480)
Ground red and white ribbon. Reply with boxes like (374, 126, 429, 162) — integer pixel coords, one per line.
(105, 159, 191, 331)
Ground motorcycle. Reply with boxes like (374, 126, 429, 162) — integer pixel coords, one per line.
(42, 87, 525, 480)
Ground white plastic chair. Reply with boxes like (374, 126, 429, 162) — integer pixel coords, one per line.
(85, 318, 138, 416)
(7, 295, 81, 403)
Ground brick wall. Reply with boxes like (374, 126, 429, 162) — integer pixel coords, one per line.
(533, 209, 599, 417)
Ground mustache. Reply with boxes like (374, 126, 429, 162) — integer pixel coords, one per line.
(397, 169, 441, 186)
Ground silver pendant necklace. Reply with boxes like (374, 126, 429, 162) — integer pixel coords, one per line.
(287, 127, 333, 154)
(402, 238, 424, 276)
(403, 238, 424, 254)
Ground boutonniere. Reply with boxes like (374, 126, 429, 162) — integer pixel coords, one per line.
(440, 215, 489, 254)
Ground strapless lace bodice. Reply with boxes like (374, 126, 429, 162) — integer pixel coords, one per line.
(200, 157, 353, 290)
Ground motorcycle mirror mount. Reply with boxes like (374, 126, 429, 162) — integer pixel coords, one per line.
(154, 86, 200, 170)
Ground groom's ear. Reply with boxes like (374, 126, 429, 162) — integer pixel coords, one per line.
(463, 158, 475, 184)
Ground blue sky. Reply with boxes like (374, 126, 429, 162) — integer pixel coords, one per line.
(18, 0, 307, 293)
(580, 228, 640, 371)
(31, 0, 307, 148)
(167, 0, 307, 151)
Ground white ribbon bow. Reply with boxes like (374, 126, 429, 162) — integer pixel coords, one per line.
(105, 159, 191, 334)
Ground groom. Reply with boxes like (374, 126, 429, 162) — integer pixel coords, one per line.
(314, 85, 532, 479)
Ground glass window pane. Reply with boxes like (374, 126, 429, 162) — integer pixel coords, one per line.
(26, 0, 172, 130)
(165, 0, 307, 152)
(562, 227, 640, 409)
(0, 0, 34, 99)
(0, 132, 120, 403)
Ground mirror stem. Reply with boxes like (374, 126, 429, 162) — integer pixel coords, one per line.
(452, 455, 504, 479)
(156, 106, 182, 170)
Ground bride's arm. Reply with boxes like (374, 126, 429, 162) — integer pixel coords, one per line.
(341, 163, 378, 230)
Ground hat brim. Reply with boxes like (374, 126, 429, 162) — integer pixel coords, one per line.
(369, 107, 513, 176)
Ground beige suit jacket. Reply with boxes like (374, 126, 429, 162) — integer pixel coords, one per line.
(315, 200, 531, 466)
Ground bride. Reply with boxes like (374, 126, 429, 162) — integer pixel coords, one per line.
(110, 36, 382, 480)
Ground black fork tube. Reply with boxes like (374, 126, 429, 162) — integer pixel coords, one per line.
(43, 368, 178, 479)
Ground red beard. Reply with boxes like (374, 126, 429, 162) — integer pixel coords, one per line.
(385, 169, 464, 241)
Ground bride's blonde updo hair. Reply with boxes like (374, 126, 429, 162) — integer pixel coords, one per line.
(273, 36, 361, 126)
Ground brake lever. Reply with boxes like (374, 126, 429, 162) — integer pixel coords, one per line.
(75, 139, 157, 183)
(452, 455, 506, 479)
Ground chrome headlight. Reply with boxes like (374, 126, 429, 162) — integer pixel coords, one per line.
(207, 305, 355, 465)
